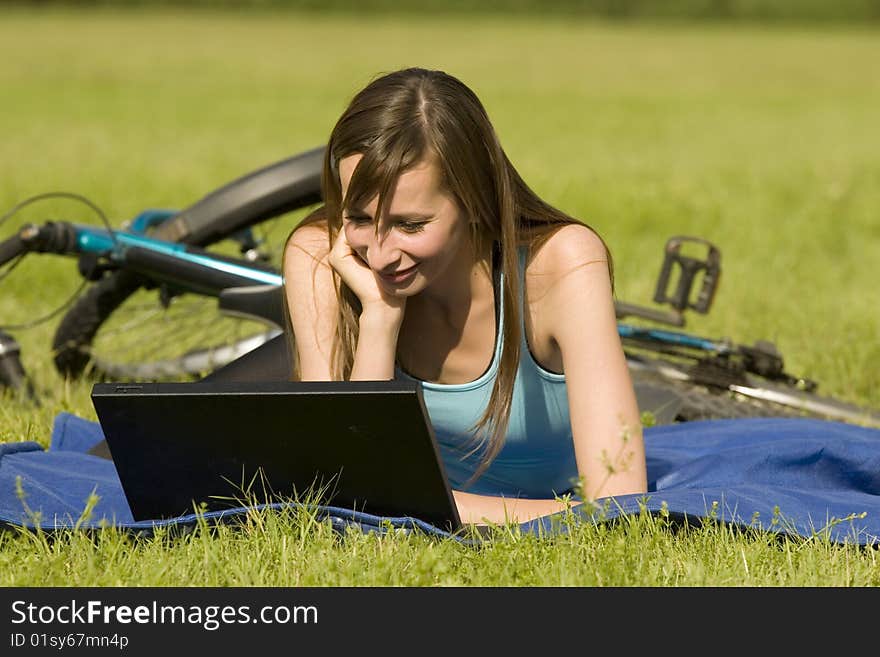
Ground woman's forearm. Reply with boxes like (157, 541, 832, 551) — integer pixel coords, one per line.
(452, 490, 582, 525)
(349, 307, 404, 381)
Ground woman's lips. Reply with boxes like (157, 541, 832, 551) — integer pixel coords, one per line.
(378, 264, 419, 285)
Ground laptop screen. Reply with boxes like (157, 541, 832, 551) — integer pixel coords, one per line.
(91, 379, 462, 532)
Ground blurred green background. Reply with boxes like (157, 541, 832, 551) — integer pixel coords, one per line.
(7, 1, 880, 22)
(0, 2, 878, 436)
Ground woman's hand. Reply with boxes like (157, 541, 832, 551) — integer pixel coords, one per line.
(329, 227, 405, 381)
(329, 227, 405, 321)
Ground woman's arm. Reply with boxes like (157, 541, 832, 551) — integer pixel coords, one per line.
(452, 490, 581, 525)
(283, 223, 337, 380)
(284, 223, 405, 381)
(455, 226, 647, 526)
(327, 227, 405, 381)
(534, 224, 648, 502)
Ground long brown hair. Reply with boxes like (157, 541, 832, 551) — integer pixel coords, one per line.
(284, 68, 613, 484)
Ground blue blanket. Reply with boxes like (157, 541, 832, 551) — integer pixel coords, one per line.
(1, 412, 879, 545)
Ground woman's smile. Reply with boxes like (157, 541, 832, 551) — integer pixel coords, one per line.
(378, 263, 419, 285)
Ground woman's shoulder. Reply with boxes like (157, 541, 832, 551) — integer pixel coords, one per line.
(525, 222, 609, 279)
(282, 209, 334, 288)
(284, 208, 332, 263)
(520, 223, 612, 369)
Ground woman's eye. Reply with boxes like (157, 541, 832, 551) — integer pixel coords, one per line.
(398, 222, 426, 233)
(344, 215, 371, 226)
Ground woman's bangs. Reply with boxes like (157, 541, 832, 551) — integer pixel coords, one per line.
(343, 138, 423, 223)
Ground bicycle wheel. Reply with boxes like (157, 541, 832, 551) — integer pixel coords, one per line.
(628, 355, 880, 428)
(51, 269, 282, 381)
(51, 148, 323, 381)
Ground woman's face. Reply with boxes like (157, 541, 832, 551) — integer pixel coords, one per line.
(338, 154, 471, 297)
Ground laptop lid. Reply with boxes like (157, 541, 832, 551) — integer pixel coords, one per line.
(90, 379, 462, 533)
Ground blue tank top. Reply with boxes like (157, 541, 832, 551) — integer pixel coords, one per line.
(396, 248, 578, 499)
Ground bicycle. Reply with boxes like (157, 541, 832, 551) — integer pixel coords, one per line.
(0, 147, 878, 429)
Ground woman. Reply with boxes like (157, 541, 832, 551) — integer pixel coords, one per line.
(283, 67, 646, 525)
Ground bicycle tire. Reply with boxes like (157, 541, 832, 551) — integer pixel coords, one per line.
(52, 269, 283, 381)
(629, 357, 880, 428)
(52, 270, 144, 378)
(51, 148, 324, 381)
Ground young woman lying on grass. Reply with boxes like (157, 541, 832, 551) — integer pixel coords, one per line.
(283, 67, 647, 525)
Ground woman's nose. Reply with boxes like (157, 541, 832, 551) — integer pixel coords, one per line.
(366, 231, 402, 271)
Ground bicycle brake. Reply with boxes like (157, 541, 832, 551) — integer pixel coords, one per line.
(77, 253, 116, 281)
(231, 229, 271, 263)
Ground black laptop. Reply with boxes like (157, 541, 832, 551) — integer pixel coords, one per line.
(90, 379, 462, 533)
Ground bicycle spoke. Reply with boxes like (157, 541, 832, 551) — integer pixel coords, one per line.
(79, 288, 277, 380)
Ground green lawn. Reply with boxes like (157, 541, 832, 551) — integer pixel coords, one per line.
(1, 8, 879, 586)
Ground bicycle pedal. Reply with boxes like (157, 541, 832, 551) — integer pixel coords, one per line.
(653, 236, 721, 315)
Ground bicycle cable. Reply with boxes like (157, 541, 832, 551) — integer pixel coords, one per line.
(0, 191, 116, 330)
(0, 251, 25, 284)
(0, 190, 117, 237)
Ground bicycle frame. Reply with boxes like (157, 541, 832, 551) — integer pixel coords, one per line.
(88, 220, 281, 292)
(10, 218, 284, 310)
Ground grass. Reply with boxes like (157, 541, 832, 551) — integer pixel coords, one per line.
(1, 7, 879, 586)
(3, 503, 878, 587)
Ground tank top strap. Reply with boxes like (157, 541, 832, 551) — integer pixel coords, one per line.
(516, 245, 529, 350)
